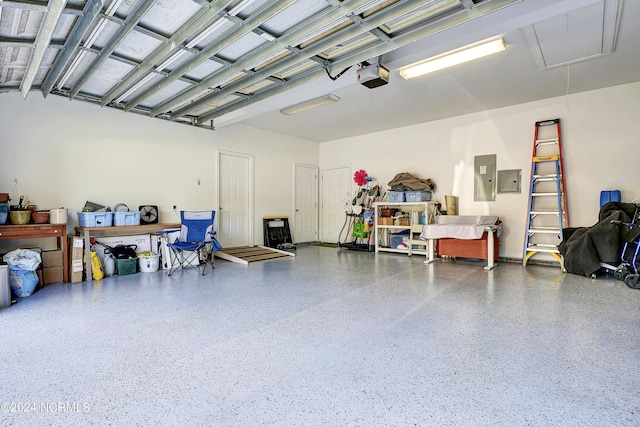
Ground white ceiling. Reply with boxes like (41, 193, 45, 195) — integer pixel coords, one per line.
(238, 0, 640, 141)
(1, 0, 638, 142)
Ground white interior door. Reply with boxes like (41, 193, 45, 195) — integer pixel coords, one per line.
(293, 164, 318, 243)
(217, 151, 253, 248)
(321, 166, 350, 243)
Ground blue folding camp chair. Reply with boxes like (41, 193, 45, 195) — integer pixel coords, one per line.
(163, 210, 221, 276)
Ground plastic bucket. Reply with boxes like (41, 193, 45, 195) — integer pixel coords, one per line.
(49, 208, 68, 224)
(138, 254, 159, 273)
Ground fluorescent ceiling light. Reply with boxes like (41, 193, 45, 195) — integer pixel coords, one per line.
(228, 0, 255, 16)
(186, 17, 228, 49)
(114, 74, 154, 103)
(280, 94, 339, 116)
(56, 0, 124, 89)
(259, 30, 276, 41)
(399, 38, 506, 80)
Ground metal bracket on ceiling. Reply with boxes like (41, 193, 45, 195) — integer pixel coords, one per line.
(309, 56, 327, 65)
(460, 0, 475, 10)
(348, 13, 364, 25)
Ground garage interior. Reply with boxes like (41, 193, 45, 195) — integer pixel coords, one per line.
(1, 0, 640, 425)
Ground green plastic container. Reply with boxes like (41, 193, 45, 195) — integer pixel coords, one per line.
(115, 258, 137, 276)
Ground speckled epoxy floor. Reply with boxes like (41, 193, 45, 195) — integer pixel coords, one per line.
(1, 246, 639, 426)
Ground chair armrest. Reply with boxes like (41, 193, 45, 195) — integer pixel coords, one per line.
(159, 227, 181, 237)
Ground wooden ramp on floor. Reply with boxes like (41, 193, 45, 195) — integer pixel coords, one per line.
(214, 245, 295, 265)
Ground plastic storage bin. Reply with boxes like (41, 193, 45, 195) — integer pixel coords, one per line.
(390, 230, 410, 248)
(600, 190, 621, 207)
(78, 211, 113, 227)
(388, 191, 405, 202)
(115, 258, 137, 275)
(114, 212, 141, 226)
(404, 191, 431, 202)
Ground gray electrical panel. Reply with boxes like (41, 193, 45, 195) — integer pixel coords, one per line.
(498, 169, 522, 193)
(474, 154, 496, 201)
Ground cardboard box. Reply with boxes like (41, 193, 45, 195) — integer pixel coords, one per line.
(68, 236, 84, 283)
(41, 250, 63, 267)
(378, 217, 394, 225)
(94, 235, 151, 259)
(43, 266, 63, 284)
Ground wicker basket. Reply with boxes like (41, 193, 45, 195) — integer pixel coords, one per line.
(394, 217, 410, 226)
(9, 210, 31, 225)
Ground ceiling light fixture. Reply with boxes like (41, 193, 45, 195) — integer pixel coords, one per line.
(56, 0, 125, 89)
(186, 17, 228, 49)
(114, 74, 154, 103)
(399, 38, 506, 80)
(228, 0, 255, 16)
(280, 94, 340, 116)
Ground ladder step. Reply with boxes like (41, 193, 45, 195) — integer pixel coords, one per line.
(526, 246, 560, 254)
(535, 119, 560, 126)
(533, 155, 559, 162)
(528, 227, 561, 234)
(535, 138, 559, 144)
(532, 192, 559, 196)
(530, 211, 562, 215)
(533, 174, 560, 179)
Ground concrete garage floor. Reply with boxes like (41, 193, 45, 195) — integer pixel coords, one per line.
(1, 246, 639, 426)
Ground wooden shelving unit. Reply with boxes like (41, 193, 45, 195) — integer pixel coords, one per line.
(373, 201, 436, 256)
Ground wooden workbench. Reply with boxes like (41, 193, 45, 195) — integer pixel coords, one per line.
(0, 223, 68, 283)
(75, 223, 180, 282)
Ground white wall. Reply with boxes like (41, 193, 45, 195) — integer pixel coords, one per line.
(3, 83, 639, 259)
(320, 82, 640, 259)
(0, 92, 318, 251)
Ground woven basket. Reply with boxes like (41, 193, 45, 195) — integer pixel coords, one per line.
(394, 217, 410, 226)
(10, 210, 31, 225)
